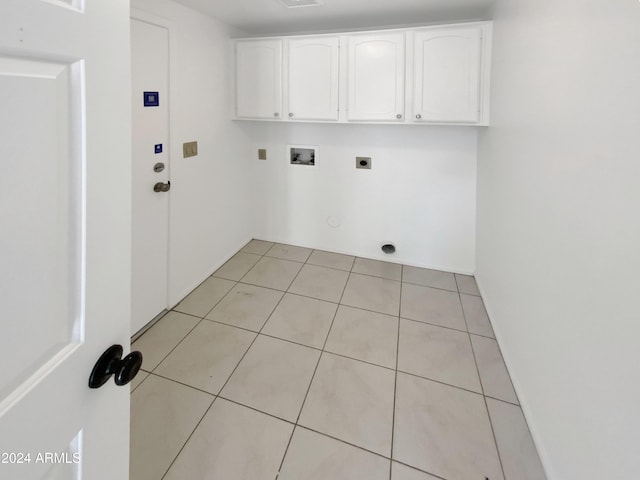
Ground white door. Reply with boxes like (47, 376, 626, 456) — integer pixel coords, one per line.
(286, 36, 340, 121)
(413, 27, 482, 123)
(131, 17, 170, 334)
(0, 1, 133, 479)
(235, 39, 282, 120)
(347, 32, 405, 122)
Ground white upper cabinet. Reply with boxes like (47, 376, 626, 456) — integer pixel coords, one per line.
(232, 22, 491, 125)
(286, 36, 340, 121)
(347, 32, 405, 122)
(235, 39, 282, 119)
(412, 26, 483, 124)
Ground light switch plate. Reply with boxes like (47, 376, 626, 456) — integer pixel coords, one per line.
(258, 149, 267, 160)
(183, 141, 198, 158)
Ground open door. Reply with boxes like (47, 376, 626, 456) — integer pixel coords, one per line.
(0, 1, 133, 478)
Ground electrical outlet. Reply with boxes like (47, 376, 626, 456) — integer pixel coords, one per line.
(183, 141, 198, 158)
(258, 148, 267, 160)
(356, 157, 371, 169)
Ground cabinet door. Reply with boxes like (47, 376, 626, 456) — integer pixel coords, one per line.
(287, 37, 339, 121)
(347, 32, 405, 122)
(235, 39, 282, 119)
(413, 27, 482, 123)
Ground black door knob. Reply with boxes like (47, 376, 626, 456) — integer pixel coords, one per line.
(88, 345, 143, 389)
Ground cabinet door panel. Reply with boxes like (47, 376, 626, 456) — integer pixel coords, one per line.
(236, 40, 282, 119)
(288, 37, 339, 121)
(413, 27, 481, 123)
(348, 33, 405, 121)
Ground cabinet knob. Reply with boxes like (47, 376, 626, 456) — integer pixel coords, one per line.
(396, 114, 402, 119)
(415, 114, 422, 120)
(289, 113, 294, 118)
(274, 112, 280, 118)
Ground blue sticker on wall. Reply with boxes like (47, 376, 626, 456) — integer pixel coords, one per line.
(155, 144, 163, 154)
(144, 91, 159, 107)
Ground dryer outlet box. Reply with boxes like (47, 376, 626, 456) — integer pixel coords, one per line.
(356, 157, 371, 169)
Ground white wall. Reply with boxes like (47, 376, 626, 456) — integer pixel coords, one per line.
(131, 0, 254, 306)
(244, 122, 478, 273)
(477, 1, 640, 478)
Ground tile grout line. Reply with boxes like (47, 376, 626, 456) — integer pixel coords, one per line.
(144, 316, 503, 400)
(248, 241, 469, 292)
(159, 395, 219, 480)
(397, 369, 484, 397)
(146, 370, 448, 480)
(145, 371, 217, 397)
(391, 459, 448, 480)
(401, 315, 497, 339)
(135, 242, 495, 479)
(236, 280, 416, 319)
(144, 317, 206, 376)
(389, 264, 404, 480)
(129, 371, 150, 394)
(486, 330, 522, 406)
(457, 280, 508, 480)
(149, 242, 270, 480)
(144, 278, 241, 376)
(273, 250, 355, 477)
(237, 263, 313, 480)
(159, 320, 265, 479)
(484, 392, 508, 480)
(158, 243, 272, 479)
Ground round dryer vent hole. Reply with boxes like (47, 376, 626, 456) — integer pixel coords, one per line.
(381, 243, 396, 254)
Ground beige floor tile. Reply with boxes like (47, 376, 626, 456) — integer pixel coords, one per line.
(265, 242, 313, 262)
(487, 398, 547, 480)
(164, 399, 293, 480)
(325, 306, 398, 369)
(212, 252, 261, 281)
(461, 294, 495, 338)
(341, 273, 401, 316)
(400, 283, 466, 330)
(173, 276, 236, 317)
(132, 311, 200, 371)
(241, 256, 303, 291)
(206, 283, 283, 332)
(240, 239, 274, 255)
(307, 250, 355, 271)
(288, 264, 349, 303)
(279, 427, 390, 480)
(391, 462, 441, 480)
(155, 321, 256, 394)
(402, 266, 457, 292)
(352, 257, 402, 281)
(299, 353, 395, 456)
(471, 334, 518, 404)
(455, 273, 480, 296)
(221, 335, 320, 422)
(262, 293, 337, 349)
(130, 375, 213, 480)
(129, 370, 149, 393)
(393, 373, 503, 480)
(398, 319, 481, 392)
(130, 243, 542, 480)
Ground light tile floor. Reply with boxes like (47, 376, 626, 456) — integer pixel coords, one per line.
(130, 240, 547, 480)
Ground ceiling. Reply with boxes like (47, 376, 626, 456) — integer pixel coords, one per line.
(173, 0, 495, 35)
